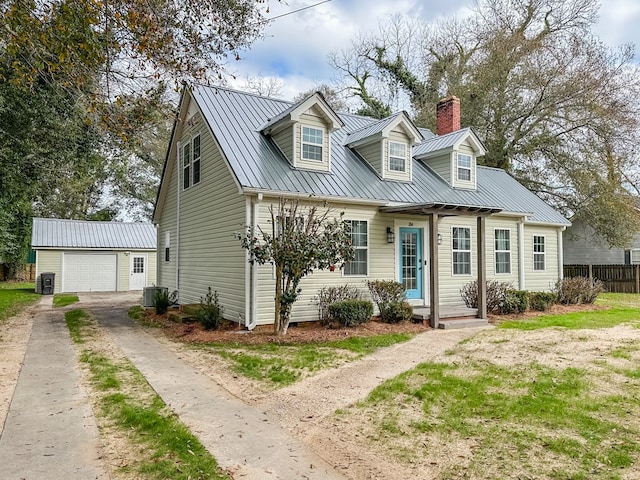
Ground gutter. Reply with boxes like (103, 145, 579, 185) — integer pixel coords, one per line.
(241, 188, 388, 207)
(244, 196, 251, 328)
(518, 218, 525, 290)
(176, 141, 181, 296)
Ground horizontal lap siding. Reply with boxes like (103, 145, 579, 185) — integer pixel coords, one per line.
(117, 252, 130, 290)
(35, 250, 62, 293)
(355, 141, 382, 176)
(255, 199, 395, 325)
(176, 113, 246, 320)
(272, 126, 294, 164)
(524, 225, 560, 292)
(295, 112, 331, 172)
(157, 139, 179, 292)
(384, 130, 412, 182)
(421, 153, 451, 184)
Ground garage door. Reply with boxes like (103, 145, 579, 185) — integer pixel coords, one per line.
(63, 253, 117, 292)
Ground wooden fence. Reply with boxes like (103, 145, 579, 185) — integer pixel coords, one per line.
(564, 264, 640, 294)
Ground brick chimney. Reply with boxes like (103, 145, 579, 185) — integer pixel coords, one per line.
(436, 96, 461, 136)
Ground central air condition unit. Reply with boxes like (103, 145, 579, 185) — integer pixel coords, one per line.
(143, 286, 168, 307)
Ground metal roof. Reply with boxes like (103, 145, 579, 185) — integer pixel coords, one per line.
(31, 218, 156, 249)
(344, 111, 422, 145)
(190, 85, 570, 226)
(413, 127, 476, 157)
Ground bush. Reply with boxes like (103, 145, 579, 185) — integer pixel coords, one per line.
(554, 277, 605, 305)
(460, 280, 512, 313)
(328, 300, 373, 327)
(153, 288, 170, 315)
(380, 301, 413, 323)
(195, 287, 224, 330)
(367, 280, 406, 305)
(529, 292, 557, 311)
(315, 285, 361, 325)
(499, 290, 529, 314)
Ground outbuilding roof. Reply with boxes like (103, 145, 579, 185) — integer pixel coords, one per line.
(184, 85, 570, 226)
(31, 218, 156, 249)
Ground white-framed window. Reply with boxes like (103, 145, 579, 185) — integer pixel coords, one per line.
(181, 134, 201, 189)
(388, 141, 407, 172)
(495, 229, 511, 274)
(164, 231, 170, 262)
(533, 235, 545, 271)
(301, 126, 323, 161)
(457, 153, 472, 181)
(182, 142, 191, 189)
(344, 220, 368, 276)
(192, 134, 201, 185)
(452, 226, 471, 275)
(629, 249, 640, 265)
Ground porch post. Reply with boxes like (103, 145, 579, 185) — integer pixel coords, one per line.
(429, 213, 440, 328)
(477, 216, 487, 319)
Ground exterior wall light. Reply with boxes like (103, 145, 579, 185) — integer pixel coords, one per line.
(437, 232, 443, 245)
(386, 227, 395, 244)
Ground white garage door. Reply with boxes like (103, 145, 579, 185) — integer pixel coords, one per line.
(63, 253, 117, 292)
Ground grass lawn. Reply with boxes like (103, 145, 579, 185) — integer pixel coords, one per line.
(191, 333, 415, 387)
(0, 282, 39, 322)
(53, 293, 79, 308)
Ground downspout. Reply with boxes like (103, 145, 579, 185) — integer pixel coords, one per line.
(244, 196, 251, 328)
(558, 226, 566, 281)
(518, 218, 525, 290)
(176, 141, 181, 295)
(247, 193, 263, 330)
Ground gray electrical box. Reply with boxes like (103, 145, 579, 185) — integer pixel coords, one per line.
(143, 286, 167, 307)
(41, 272, 55, 295)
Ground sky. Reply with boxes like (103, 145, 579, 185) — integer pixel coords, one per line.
(226, 0, 640, 102)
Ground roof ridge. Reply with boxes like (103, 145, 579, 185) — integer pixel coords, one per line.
(33, 218, 153, 225)
(190, 82, 294, 106)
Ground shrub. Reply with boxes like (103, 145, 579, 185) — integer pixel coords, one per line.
(328, 300, 373, 327)
(380, 301, 414, 323)
(554, 277, 605, 305)
(314, 285, 361, 325)
(195, 287, 224, 330)
(529, 291, 557, 311)
(153, 288, 170, 315)
(499, 290, 529, 314)
(367, 280, 406, 305)
(460, 280, 512, 313)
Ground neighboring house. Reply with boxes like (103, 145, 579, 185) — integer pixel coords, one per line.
(31, 218, 157, 293)
(153, 86, 570, 328)
(564, 217, 640, 265)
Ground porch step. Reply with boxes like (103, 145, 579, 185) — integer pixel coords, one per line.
(438, 318, 488, 330)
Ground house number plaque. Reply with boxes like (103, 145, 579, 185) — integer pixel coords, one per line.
(408, 222, 414, 226)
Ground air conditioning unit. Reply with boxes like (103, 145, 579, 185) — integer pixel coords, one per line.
(143, 286, 168, 307)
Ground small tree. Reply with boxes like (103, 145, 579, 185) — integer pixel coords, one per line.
(240, 198, 355, 335)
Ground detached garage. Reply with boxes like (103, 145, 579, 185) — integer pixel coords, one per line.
(31, 218, 157, 294)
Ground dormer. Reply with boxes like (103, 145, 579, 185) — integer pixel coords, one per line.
(345, 112, 423, 182)
(261, 92, 343, 173)
(413, 96, 485, 190)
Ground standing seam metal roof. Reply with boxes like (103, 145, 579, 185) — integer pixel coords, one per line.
(191, 85, 570, 225)
(31, 218, 157, 249)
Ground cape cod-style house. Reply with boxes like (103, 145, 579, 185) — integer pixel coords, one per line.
(153, 85, 570, 328)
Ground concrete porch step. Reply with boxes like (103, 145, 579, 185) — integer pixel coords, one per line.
(438, 318, 488, 329)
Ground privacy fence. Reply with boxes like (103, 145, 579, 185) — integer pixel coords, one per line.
(564, 264, 640, 294)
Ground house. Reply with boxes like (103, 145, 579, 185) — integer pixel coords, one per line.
(564, 217, 640, 265)
(153, 86, 570, 328)
(31, 218, 157, 293)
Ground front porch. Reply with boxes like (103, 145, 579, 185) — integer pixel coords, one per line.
(412, 305, 488, 329)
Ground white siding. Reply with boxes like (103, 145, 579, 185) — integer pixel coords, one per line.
(35, 250, 62, 293)
(524, 225, 560, 291)
(272, 125, 294, 164)
(295, 110, 331, 172)
(355, 140, 383, 176)
(420, 153, 451, 184)
(383, 129, 412, 182)
(159, 111, 247, 320)
(452, 144, 477, 189)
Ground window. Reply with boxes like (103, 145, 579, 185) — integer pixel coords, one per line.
(452, 227, 471, 275)
(192, 134, 201, 185)
(182, 134, 201, 189)
(344, 220, 368, 276)
(133, 257, 145, 273)
(182, 142, 191, 189)
(533, 235, 545, 271)
(164, 232, 170, 262)
(389, 141, 406, 172)
(302, 126, 323, 161)
(457, 153, 472, 181)
(495, 229, 511, 274)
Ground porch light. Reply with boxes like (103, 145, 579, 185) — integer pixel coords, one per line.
(437, 232, 443, 245)
(386, 227, 395, 243)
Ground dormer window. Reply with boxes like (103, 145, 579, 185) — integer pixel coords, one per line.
(302, 126, 323, 161)
(457, 153, 472, 181)
(389, 142, 407, 172)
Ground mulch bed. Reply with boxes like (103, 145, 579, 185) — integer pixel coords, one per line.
(142, 303, 607, 345)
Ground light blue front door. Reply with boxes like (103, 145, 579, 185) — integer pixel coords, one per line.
(399, 227, 423, 300)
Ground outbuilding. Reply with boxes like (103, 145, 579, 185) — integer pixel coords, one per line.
(31, 218, 157, 294)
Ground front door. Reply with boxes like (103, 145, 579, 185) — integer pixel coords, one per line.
(130, 254, 147, 290)
(399, 227, 423, 300)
